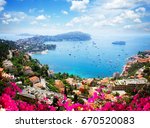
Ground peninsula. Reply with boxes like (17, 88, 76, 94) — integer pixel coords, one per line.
(16, 31, 91, 53)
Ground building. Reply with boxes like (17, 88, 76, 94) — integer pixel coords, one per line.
(137, 58, 150, 63)
(1, 72, 15, 81)
(54, 80, 64, 92)
(66, 78, 76, 86)
(23, 66, 34, 76)
(48, 70, 54, 77)
(113, 72, 120, 79)
(23, 54, 30, 61)
(115, 78, 148, 86)
(2, 60, 14, 71)
(100, 77, 110, 85)
(82, 78, 94, 85)
(112, 78, 148, 91)
(0, 68, 4, 79)
(18, 86, 63, 103)
(7, 50, 13, 59)
(29, 76, 40, 84)
(33, 83, 45, 88)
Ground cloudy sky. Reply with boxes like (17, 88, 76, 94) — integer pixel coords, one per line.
(0, 0, 150, 36)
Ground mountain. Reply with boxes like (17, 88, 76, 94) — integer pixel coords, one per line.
(16, 31, 91, 44)
(17, 33, 36, 36)
(51, 31, 91, 41)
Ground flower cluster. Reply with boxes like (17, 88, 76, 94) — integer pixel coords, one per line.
(0, 81, 150, 111)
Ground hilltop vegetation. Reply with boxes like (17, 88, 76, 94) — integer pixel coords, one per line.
(0, 39, 17, 63)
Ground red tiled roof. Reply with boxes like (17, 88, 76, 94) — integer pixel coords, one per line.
(137, 58, 150, 63)
(0, 68, 4, 72)
(29, 76, 40, 84)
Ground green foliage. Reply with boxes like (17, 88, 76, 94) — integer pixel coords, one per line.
(128, 62, 147, 76)
(143, 67, 150, 81)
(0, 80, 4, 95)
(78, 98, 84, 104)
(73, 94, 78, 103)
(0, 39, 16, 61)
(54, 72, 81, 80)
(113, 92, 120, 97)
(47, 83, 59, 92)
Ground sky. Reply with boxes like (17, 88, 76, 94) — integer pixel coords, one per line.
(0, 0, 150, 36)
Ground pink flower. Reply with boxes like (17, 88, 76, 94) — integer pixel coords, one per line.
(0, 94, 18, 111)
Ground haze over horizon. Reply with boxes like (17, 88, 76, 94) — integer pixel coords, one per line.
(0, 0, 150, 36)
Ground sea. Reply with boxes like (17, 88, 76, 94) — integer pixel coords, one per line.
(0, 34, 150, 78)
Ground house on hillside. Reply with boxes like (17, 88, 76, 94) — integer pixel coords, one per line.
(112, 78, 148, 92)
(54, 80, 64, 92)
(82, 78, 94, 86)
(115, 78, 148, 86)
(7, 50, 13, 59)
(18, 86, 63, 103)
(29, 76, 46, 89)
(66, 78, 76, 86)
(29, 76, 40, 84)
(0, 68, 4, 79)
(2, 60, 14, 71)
(23, 66, 34, 76)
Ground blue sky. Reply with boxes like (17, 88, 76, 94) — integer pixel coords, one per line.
(0, 0, 150, 36)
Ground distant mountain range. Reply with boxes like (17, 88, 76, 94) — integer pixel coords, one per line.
(17, 31, 91, 44)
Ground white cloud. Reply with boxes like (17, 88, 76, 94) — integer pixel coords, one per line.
(3, 13, 11, 18)
(66, 16, 90, 26)
(120, 10, 140, 20)
(107, 10, 144, 25)
(42, 24, 48, 27)
(103, 0, 133, 9)
(69, 0, 89, 12)
(0, 0, 6, 11)
(61, 10, 68, 15)
(134, 18, 142, 23)
(2, 12, 26, 24)
(30, 21, 38, 25)
(65, 15, 104, 27)
(135, 7, 146, 13)
(65, 1, 147, 36)
(123, 25, 132, 29)
(36, 15, 47, 20)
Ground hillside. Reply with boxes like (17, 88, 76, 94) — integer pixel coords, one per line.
(0, 39, 17, 62)
(16, 31, 91, 45)
(0, 39, 150, 111)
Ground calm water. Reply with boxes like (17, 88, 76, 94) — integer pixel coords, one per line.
(1, 34, 150, 78)
(31, 35, 150, 78)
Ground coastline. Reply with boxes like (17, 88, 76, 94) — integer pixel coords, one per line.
(28, 49, 49, 55)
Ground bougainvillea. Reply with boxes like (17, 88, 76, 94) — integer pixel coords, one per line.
(0, 82, 150, 111)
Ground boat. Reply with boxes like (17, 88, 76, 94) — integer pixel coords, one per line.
(41, 50, 49, 54)
(112, 41, 126, 45)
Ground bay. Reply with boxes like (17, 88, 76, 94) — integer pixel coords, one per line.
(1, 34, 150, 78)
(32, 35, 150, 78)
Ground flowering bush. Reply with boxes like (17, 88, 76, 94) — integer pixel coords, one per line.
(0, 81, 150, 111)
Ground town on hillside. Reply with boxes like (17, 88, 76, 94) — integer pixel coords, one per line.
(0, 39, 150, 111)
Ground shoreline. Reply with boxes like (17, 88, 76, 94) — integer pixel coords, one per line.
(28, 49, 49, 55)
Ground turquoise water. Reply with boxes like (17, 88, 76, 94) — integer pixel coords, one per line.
(31, 35, 150, 78)
(1, 34, 150, 78)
